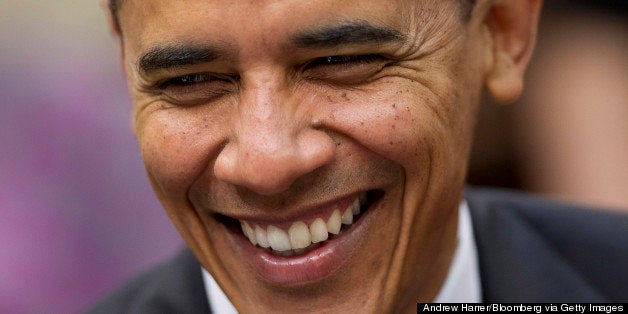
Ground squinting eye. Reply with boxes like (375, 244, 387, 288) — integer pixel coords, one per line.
(303, 54, 384, 70)
(155, 73, 236, 106)
(162, 73, 214, 87)
(301, 54, 389, 85)
(323, 56, 356, 64)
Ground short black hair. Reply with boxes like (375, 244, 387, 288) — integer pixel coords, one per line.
(108, 0, 475, 34)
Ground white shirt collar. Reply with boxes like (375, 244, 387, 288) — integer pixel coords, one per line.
(202, 200, 482, 313)
(433, 200, 482, 302)
(202, 269, 238, 314)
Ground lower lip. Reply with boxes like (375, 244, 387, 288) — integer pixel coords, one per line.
(230, 205, 373, 286)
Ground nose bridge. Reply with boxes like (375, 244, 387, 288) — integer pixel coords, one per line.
(241, 73, 293, 144)
(214, 69, 335, 195)
(238, 69, 297, 158)
(235, 78, 299, 166)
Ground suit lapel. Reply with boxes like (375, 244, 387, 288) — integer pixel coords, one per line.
(465, 189, 607, 302)
(159, 249, 213, 312)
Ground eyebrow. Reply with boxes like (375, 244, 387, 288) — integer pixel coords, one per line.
(136, 20, 406, 75)
(138, 45, 221, 75)
(291, 20, 407, 49)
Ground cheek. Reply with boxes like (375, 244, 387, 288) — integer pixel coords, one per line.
(322, 82, 451, 175)
(136, 108, 224, 198)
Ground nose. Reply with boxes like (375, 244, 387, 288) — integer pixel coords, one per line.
(213, 73, 336, 195)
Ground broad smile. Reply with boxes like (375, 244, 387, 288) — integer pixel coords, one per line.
(241, 190, 373, 256)
(215, 189, 384, 285)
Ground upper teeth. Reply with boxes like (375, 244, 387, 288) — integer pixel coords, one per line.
(240, 194, 364, 253)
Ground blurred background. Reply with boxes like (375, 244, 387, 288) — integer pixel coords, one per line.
(0, 0, 626, 312)
(468, 0, 628, 209)
(0, 1, 182, 313)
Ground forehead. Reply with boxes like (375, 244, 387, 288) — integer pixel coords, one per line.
(117, 0, 463, 53)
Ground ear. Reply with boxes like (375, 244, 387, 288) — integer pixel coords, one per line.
(484, 0, 542, 104)
(100, 0, 126, 71)
(100, 0, 121, 38)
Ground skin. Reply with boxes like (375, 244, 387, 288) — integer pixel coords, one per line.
(111, 0, 540, 312)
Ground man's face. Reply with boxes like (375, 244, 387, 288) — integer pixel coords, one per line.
(118, 0, 492, 312)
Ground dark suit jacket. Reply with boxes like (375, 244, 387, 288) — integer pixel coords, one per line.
(88, 188, 628, 313)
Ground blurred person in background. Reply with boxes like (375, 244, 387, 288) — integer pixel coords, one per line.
(469, 0, 628, 211)
(513, 0, 628, 209)
(87, 0, 627, 313)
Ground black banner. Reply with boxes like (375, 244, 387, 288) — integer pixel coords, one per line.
(417, 303, 625, 313)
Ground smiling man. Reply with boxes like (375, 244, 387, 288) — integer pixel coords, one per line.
(91, 0, 628, 312)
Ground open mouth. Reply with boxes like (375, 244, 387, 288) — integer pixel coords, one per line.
(216, 190, 383, 258)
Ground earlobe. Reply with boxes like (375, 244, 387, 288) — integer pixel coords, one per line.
(484, 0, 542, 104)
(486, 52, 523, 104)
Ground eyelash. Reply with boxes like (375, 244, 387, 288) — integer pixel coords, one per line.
(155, 54, 384, 90)
(303, 54, 384, 70)
(159, 73, 223, 88)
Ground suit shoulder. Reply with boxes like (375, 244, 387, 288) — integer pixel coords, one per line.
(465, 186, 628, 241)
(465, 187, 628, 302)
(87, 249, 210, 314)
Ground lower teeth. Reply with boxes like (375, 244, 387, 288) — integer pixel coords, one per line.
(273, 242, 321, 257)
